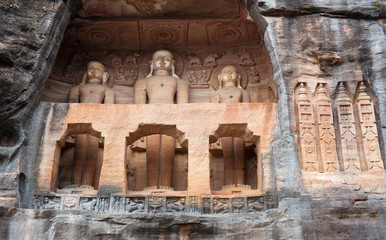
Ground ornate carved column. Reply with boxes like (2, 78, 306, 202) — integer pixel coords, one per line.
(295, 83, 319, 171)
(335, 82, 361, 172)
(314, 83, 339, 172)
(356, 82, 384, 171)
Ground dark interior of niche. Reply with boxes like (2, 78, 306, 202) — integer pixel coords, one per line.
(57, 134, 104, 190)
(210, 140, 257, 191)
(0, 124, 19, 147)
(126, 134, 188, 191)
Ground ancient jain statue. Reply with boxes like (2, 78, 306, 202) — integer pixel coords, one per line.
(134, 49, 189, 189)
(211, 65, 251, 187)
(61, 61, 114, 189)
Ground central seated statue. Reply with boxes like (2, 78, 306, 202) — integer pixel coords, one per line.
(134, 50, 189, 189)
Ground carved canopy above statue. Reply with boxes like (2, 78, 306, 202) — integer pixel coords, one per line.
(78, 0, 243, 18)
(63, 19, 261, 50)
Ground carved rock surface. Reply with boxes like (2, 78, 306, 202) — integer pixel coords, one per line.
(0, 0, 385, 239)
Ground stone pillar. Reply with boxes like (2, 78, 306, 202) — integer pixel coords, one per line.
(314, 83, 339, 172)
(98, 132, 127, 194)
(296, 83, 319, 171)
(187, 137, 211, 194)
(356, 82, 384, 171)
(335, 82, 361, 172)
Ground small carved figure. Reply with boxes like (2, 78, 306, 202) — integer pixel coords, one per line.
(32, 196, 42, 209)
(98, 198, 109, 212)
(124, 52, 140, 65)
(109, 52, 123, 66)
(166, 198, 186, 212)
(248, 66, 260, 84)
(135, 50, 189, 189)
(43, 197, 60, 210)
(125, 198, 145, 213)
(187, 196, 200, 213)
(232, 198, 245, 213)
(79, 197, 97, 211)
(213, 199, 229, 214)
(63, 196, 77, 210)
(247, 198, 263, 212)
(187, 54, 201, 66)
(148, 197, 164, 213)
(238, 49, 255, 66)
(112, 197, 123, 212)
(204, 52, 221, 66)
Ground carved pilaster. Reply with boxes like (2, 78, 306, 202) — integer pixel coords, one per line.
(295, 83, 319, 171)
(335, 82, 361, 172)
(356, 82, 384, 171)
(315, 83, 339, 171)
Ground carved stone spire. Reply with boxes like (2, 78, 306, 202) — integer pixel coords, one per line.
(298, 83, 308, 100)
(356, 82, 371, 101)
(335, 82, 350, 102)
(316, 83, 329, 102)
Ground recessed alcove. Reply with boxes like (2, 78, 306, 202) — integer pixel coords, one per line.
(126, 124, 188, 193)
(41, 1, 277, 105)
(209, 123, 261, 195)
(210, 137, 258, 191)
(53, 123, 104, 194)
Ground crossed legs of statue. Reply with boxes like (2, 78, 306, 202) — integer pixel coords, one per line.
(146, 134, 175, 188)
(222, 137, 245, 186)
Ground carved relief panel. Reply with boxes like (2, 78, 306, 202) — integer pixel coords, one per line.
(355, 82, 384, 171)
(334, 82, 361, 172)
(314, 83, 339, 171)
(295, 83, 319, 171)
(44, 47, 276, 104)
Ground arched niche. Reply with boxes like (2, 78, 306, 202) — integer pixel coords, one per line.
(126, 124, 188, 193)
(53, 123, 104, 194)
(209, 124, 261, 194)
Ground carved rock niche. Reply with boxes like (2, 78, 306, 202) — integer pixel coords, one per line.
(209, 124, 261, 195)
(54, 123, 104, 194)
(42, 17, 277, 105)
(126, 124, 188, 193)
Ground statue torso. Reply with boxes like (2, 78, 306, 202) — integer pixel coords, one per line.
(79, 83, 107, 103)
(146, 75, 178, 104)
(218, 86, 243, 104)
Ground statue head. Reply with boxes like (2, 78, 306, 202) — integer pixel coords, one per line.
(218, 65, 241, 89)
(80, 61, 109, 85)
(146, 49, 179, 78)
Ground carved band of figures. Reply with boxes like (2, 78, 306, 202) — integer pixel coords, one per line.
(32, 194, 275, 214)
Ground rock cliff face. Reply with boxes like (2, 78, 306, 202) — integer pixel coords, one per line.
(0, 0, 385, 239)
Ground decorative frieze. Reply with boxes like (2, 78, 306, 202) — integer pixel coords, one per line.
(32, 194, 269, 214)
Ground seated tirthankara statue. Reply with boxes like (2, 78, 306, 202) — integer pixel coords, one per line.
(59, 61, 114, 190)
(134, 49, 189, 189)
(211, 65, 251, 188)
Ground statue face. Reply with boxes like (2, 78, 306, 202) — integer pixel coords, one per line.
(219, 66, 239, 85)
(152, 50, 173, 72)
(87, 61, 105, 83)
